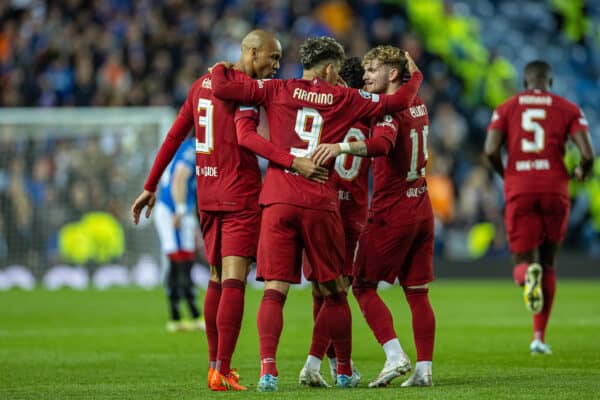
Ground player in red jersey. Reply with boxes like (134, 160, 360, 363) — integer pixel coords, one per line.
(300, 56, 370, 386)
(312, 45, 436, 388)
(131, 30, 327, 392)
(210, 37, 422, 391)
(484, 60, 595, 354)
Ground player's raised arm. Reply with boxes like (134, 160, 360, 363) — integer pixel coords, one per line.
(211, 64, 271, 106)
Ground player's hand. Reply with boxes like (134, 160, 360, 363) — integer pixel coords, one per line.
(573, 165, 586, 181)
(405, 52, 420, 75)
(291, 157, 329, 183)
(131, 190, 156, 225)
(311, 143, 342, 167)
(208, 61, 233, 73)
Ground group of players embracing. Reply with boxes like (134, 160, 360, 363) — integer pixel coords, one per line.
(131, 28, 594, 392)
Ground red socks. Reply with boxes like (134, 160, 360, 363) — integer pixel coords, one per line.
(513, 263, 529, 286)
(311, 294, 336, 359)
(215, 279, 246, 375)
(533, 266, 556, 342)
(204, 280, 221, 367)
(352, 282, 397, 345)
(258, 289, 287, 377)
(311, 292, 352, 376)
(404, 287, 436, 362)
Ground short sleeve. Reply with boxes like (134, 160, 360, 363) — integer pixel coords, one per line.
(487, 104, 507, 133)
(567, 106, 589, 137)
(372, 114, 399, 147)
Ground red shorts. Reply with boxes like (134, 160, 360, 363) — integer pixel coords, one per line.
(258, 203, 344, 284)
(198, 209, 260, 266)
(504, 193, 570, 254)
(302, 212, 365, 278)
(353, 217, 434, 286)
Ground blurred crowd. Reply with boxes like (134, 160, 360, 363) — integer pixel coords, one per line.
(1, 0, 600, 271)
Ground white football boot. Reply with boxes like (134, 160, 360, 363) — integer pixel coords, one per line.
(368, 352, 411, 388)
(530, 339, 552, 355)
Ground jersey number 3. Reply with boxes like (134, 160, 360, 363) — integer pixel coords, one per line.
(196, 98, 214, 154)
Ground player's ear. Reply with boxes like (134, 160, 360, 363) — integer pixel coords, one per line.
(251, 48, 257, 60)
(389, 67, 400, 83)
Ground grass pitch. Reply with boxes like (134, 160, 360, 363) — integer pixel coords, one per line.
(1, 280, 599, 399)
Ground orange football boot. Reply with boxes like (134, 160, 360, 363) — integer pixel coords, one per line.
(209, 370, 248, 391)
(207, 367, 216, 387)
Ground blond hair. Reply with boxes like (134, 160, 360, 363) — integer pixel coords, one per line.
(362, 45, 407, 76)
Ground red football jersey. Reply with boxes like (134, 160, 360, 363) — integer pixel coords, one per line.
(179, 71, 262, 211)
(370, 96, 433, 226)
(210, 64, 421, 211)
(487, 89, 589, 201)
(333, 121, 371, 223)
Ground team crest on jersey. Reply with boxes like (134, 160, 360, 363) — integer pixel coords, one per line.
(202, 78, 211, 89)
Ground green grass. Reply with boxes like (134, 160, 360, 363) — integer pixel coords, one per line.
(1, 280, 599, 399)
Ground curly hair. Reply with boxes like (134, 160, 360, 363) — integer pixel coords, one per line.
(299, 36, 345, 70)
(362, 45, 407, 77)
(339, 57, 364, 89)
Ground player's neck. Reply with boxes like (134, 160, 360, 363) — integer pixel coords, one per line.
(386, 82, 401, 95)
(233, 61, 254, 79)
(301, 71, 320, 81)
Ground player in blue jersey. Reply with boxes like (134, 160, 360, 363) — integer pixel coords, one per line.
(154, 136, 204, 332)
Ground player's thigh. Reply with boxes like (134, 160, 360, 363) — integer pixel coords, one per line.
(220, 208, 261, 259)
(302, 208, 345, 283)
(399, 218, 435, 286)
(199, 210, 222, 266)
(153, 203, 177, 254)
(540, 194, 570, 244)
(257, 204, 303, 284)
(354, 221, 414, 284)
(504, 195, 543, 254)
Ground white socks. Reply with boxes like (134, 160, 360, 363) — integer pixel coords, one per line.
(305, 355, 322, 371)
(382, 338, 404, 361)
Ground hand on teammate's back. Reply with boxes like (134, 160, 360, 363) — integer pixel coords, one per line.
(311, 143, 342, 167)
(131, 190, 156, 225)
(291, 157, 329, 184)
(208, 61, 234, 73)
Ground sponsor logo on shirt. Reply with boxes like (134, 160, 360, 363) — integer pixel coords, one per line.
(515, 159, 550, 171)
(339, 190, 352, 201)
(196, 166, 219, 177)
(406, 185, 427, 198)
(409, 104, 427, 118)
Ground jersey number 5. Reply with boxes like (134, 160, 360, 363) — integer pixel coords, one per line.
(290, 107, 322, 157)
(196, 98, 214, 154)
(521, 108, 546, 153)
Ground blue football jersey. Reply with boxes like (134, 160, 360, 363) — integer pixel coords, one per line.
(157, 138, 196, 212)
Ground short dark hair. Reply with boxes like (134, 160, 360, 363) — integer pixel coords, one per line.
(339, 57, 364, 89)
(299, 36, 345, 70)
(524, 60, 551, 81)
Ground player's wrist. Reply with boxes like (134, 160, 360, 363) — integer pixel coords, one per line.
(339, 142, 351, 154)
(175, 203, 187, 216)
